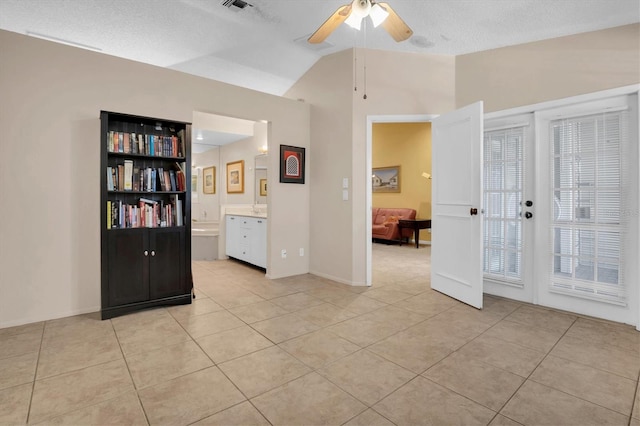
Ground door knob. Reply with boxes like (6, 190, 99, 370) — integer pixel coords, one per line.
(144, 250, 149, 257)
(525, 211, 533, 219)
(470, 208, 478, 216)
(525, 200, 533, 207)
(151, 250, 156, 257)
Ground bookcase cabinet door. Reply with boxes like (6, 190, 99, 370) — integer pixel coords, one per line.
(107, 229, 149, 306)
(149, 227, 186, 299)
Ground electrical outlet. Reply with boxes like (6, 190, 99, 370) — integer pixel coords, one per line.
(299, 248, 304, 257)
(281, 249, 287, 259)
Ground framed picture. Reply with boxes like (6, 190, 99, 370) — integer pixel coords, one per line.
(226, 160, 244, 193)
(191, 168, 199, 203)
(279, 144, 305, 184)
(259, 178, 267, 196)
(203, 166, 215, 194)
(372, 165, 401, 193)
(191, 172, 198, 193)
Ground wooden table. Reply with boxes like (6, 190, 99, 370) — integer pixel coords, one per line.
(398, 219, 431, 248)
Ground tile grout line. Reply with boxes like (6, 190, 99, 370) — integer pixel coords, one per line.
(419, 304, 562, 424)
(174, 301, 276, 425)
(24, 322, 45, 425)
(628, 368, 640, 426)
(110, 315, 152, 426)
(485, 313, 611, 425)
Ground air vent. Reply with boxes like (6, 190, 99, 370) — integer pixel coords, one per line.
(222, 0, 253, 12)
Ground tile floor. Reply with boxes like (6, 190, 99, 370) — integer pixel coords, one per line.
(1, 244, 639, 425)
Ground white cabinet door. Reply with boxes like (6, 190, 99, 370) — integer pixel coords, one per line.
(253, 218, 267, 268)
(225, 215, 241, 259)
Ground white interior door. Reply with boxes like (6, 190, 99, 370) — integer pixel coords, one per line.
(431, 102, 484, 309)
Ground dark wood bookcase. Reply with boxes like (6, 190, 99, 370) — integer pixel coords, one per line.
(100, 111, 192, 319)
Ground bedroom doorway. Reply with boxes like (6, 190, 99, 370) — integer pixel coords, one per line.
(366, 114, 437, 286)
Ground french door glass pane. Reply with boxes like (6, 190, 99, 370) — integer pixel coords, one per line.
(549, 112, 626, 304)
(483, 127, 524, 285)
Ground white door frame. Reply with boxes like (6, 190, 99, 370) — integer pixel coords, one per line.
(365, 114, 438, 286)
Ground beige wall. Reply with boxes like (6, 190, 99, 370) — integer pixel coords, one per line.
(456, 24, 640, 112)
(287, 48, 455, 285)
(373, 122, 432, 242)
(285, 50, 355, 284)
(0, 30, 310, 327)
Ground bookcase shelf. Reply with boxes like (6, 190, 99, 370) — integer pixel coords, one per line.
(100, 111, 192, 320)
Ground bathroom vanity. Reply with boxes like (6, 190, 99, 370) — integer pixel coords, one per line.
(225, 214, 267, 268)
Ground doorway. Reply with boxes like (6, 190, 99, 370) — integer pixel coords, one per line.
(366, 114, 437, 286)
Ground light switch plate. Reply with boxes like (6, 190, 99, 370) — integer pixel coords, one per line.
(342, 177, 349, 189)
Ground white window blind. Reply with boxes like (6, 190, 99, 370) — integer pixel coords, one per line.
(550, 110, 629, 305)
(483, 127, 525, 285)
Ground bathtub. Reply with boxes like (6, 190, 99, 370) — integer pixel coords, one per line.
(191, 221, 219, 261)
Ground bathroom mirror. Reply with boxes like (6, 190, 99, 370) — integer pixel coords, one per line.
(255, 153, 267, 205)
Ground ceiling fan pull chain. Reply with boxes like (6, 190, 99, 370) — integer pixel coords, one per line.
(353, 32, 358, 93)
(363, 18, 368, 100)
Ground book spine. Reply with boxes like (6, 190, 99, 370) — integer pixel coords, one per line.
(123, 133, 130, 154)
(149, 135, 155, 156)
(117, 165, 124, 191)
(107, 201, 112, 229)
(108, 131, 114, 152)
(169, 170, 177, 191)
(133, 167, 140, 191)
(123, 160, 133, 191)
(106, 167, 113, 191)
(177, 129, 184, 157)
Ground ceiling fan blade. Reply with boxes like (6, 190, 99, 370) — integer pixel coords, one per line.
(308, 4, 352, 44)
(377, 2, 413, 42)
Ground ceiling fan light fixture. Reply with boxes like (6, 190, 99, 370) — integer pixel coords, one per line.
(344, 12, 363, 30)
(369, 3, 389, 27)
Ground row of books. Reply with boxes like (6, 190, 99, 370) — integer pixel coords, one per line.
(107, 196, 184, 229)
(107, 130, 185, 158)
(107, 161, 186, 192)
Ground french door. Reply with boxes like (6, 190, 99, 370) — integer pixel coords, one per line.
(482, 114, 535, 303)
(432, 91, 638, 327)
(535, 95, 638, 325)
(482, 94, 638, 325)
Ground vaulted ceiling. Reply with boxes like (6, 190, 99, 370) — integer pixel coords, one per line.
(1, 0, 638, 96)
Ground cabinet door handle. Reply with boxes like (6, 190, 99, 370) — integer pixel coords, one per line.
(151, 250, 156, 257)
(144, 250, 149, 257)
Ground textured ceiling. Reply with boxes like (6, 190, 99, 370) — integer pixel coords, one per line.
(1, 0, 638, 96)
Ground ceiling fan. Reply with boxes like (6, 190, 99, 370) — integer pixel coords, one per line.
(308, 0, 413, 44)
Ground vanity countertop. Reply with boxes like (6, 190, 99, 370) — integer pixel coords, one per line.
(226, 212, 267, 219)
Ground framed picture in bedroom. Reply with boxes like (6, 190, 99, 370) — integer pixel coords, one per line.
(372, 165, 401, 193)
(279, 144, 305, 184)
(226, 160, 244, 194)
